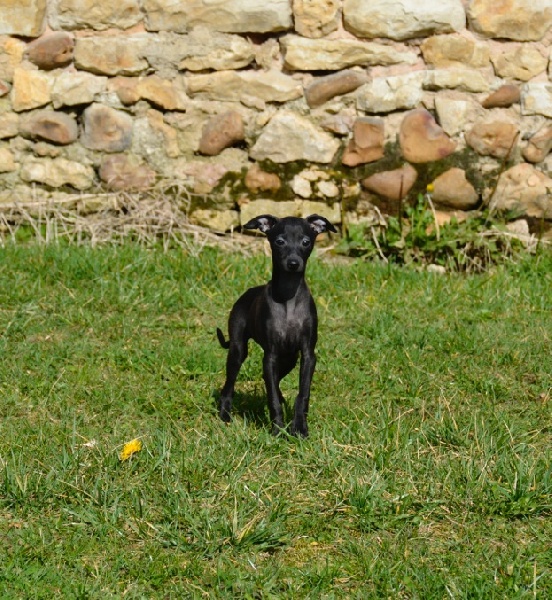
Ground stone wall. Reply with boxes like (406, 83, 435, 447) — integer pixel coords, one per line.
(0, 0, 551, 234)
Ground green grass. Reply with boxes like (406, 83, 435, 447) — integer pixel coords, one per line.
(0, 242, 550, 598)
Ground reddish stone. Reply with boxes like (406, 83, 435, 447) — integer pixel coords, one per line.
(399, 109, 456, 163)
(466, 121, 519, 159)
(342, 117, 385, 167)
(361, 163, 418, 201)
(99, 154, 156, 191)
(199, 111, 245, 156)
(481, 84, 520, 109)
(19, 110, 78, 145)
(26, 33, 74, 71)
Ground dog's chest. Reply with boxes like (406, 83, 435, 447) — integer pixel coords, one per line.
(269, 297, 312, 347)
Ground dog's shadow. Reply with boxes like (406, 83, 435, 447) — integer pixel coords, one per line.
(212, 388, 291, 430)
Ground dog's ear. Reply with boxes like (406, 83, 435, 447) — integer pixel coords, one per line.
(243, 214, 279, 234)
(306, 214, 337, 235)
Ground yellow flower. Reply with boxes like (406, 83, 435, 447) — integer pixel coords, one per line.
(120, 438, 142, 461)
(426, 183, 435, 194)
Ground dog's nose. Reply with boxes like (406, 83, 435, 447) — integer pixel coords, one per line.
(287, 259, 301, 271)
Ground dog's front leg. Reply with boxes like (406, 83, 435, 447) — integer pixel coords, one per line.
(291, 349, 316, 438)
(262, 353, 285, 435)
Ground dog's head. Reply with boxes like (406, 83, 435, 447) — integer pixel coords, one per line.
(243, 214, 337, 273)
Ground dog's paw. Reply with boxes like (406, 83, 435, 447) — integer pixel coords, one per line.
(290, 418, 309, 438)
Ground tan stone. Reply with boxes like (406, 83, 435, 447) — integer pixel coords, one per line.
(11, 68, 53, 112)
(424, 68, 491, 93)
(466, 121, 519, 159)
(74, 35, 148, 76)
(522, 83, 552, 118)
(26, 33, 74, 71)
(199, 111, 245, 156)
(481, 85, 520, 109)
(250, 111, 340, 164)
(434, 94, 483, 136)
(245, 164, 281, 193)
(143, 0, 293, 34)
(0, 0, 46, 37)
(356, 72, 426, 114)
(343, 0, 466, 41)
(51, 71, 107, 109)
(21, 157, 94, 190)
(490, 163, 552, 218)
(190, 209, 240, 233)
(0, 147, 16, 172)
(292, 0, 340, 38)
(0, 112, 19, 139)
(82, 104, 133, 153)
(109, 75, 188, 111)
(421, 34, 490, 69)
(399, 109, 456, 163)
(305, 70, 368, 108)
(0, 81, 8, 97)
(50, 0, 143, 31)
(491, 45, 548, 81)
(282, 35, 418, 71)
(176, 27, 255, 71)
(186, 70, 302, 105)
(0, 37, 26, 83)
(361, 164, 418, 201)
(342, 118, 385, 167)
(99, 154, 156, 191)
(523, 125, 552, 163)
(19, 110, 78, 145)
(431, 168, 478, 209)
(240, 198, 340, 226)
(469, 0, 552, 42)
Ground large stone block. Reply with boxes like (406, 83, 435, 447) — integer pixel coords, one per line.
(50, 0, 143, 31)
(51, 71, 107, 109)
(143, 0, 292, 34)
(250, 111, 340, 164)
(421, 34, 490, 69)
(491, 45, 548, 81)
(282, 35, 418, 71)
(469, 0, 552, 41)
(21, 157, 94, 190)
(185, 70, 302, 106)
(0, 0, 46, 37)
(343, 0, 465, 41)
(74, 35, 149, 76)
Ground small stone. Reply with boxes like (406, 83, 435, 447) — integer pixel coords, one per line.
(198, 111, 245, 156)
(0, 113, 20, 139)
(0, 148, 16, 172)
(293, 0, 340, 38)
(11, 67, 53, 112)
(19, 110, 78, 145)
(361, 163, 418, 201)
(305, 70, 367, 108)
(26, 33, 74, 70)
(244, 164, 281, 193)
(431, 168, 478, 209)
(190, 209, 240, 233)
(522, 125, 552, 164)
(82, 104, 133, 153)
(466, 121, 519, 159)
(481, 85, 520, 109)
(342, 118, 385, 167)
(291, 175, 312, 198)
(99, 154, 156, 191)
(399, 109, 456, 163)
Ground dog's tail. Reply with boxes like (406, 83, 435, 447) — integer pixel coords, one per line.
(216, 327, 230, 349)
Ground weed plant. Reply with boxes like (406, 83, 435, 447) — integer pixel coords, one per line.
(0, 242, 550, 598)
(339, 193, 542, 272)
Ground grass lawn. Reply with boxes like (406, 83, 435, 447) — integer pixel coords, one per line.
(0, 242, 550, 598)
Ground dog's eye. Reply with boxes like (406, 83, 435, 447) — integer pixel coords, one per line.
(302, 238, 311, 247)
(275, 238, 285, 247)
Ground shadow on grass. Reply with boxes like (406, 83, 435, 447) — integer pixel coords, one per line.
(212, 389, 293, 430)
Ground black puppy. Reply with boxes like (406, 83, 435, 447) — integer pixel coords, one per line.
(217, 214, 336, 437)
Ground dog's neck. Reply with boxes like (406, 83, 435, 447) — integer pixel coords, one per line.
(269, 268, 306, 304)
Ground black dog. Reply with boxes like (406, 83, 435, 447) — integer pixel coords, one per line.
(217, 214, 336, 437)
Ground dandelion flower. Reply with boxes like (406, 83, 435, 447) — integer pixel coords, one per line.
(120, 438, 142, 461)
(426, 183, 435, 194)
